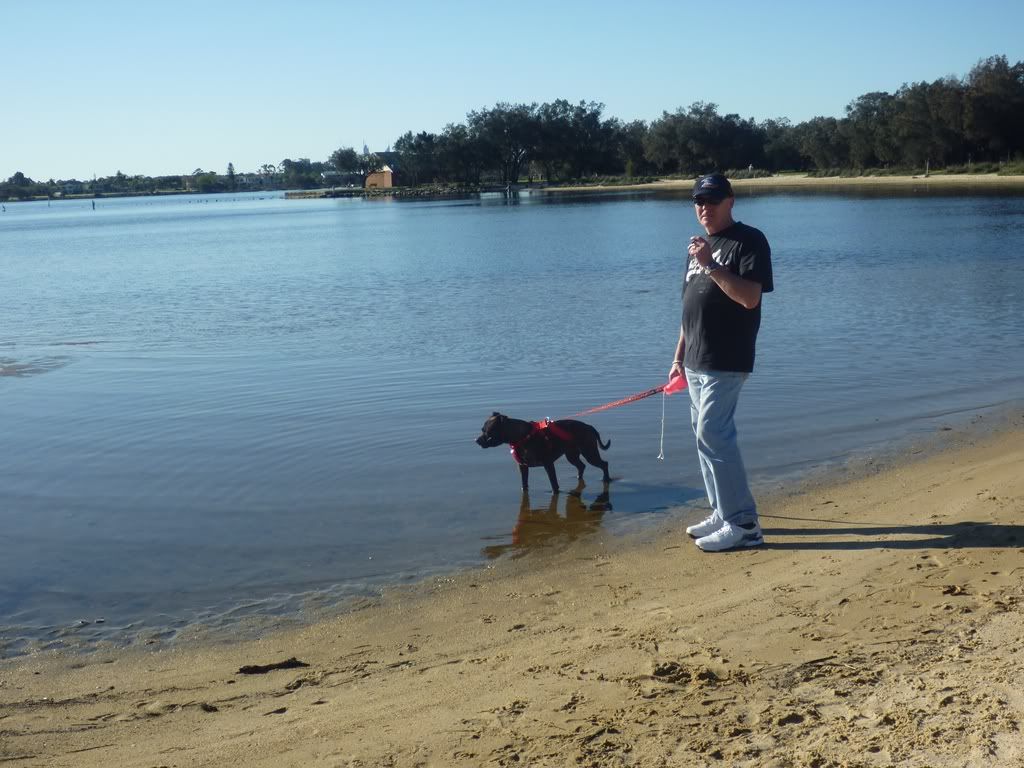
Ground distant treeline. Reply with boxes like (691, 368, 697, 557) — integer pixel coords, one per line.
(3, 55, 1022, 201)
(388, 55, 1023, 184)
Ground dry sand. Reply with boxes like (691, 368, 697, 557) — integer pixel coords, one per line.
(732, 172, 1024, 191)
(3, 415, 1024, 767)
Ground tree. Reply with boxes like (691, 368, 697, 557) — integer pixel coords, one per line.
(356, 151, 383, 182)
(437, 123, 483, 183)
(564, 100, 615, 178)
(329, 147, 359, 175)
(644, 109, 689, 173)
(534, 99, 581, 181)
(394, 131, 440, 186)
(466, 102, 539, 183)
(194, 172, 220, 193)
(760, 118, 804, 171)
(226, 162, 236, 191)
(925, 77, 967, 165)
(279, 158, 321, 189)
(644, 103, 763, 174)
(0, 171, 44, 201)
(964, 55, 1024, 161)
(892, 82, 937, 168)
(533, 99, 623, 181)
(678, 102, 728, 171)
(615, 119, 653, 178)
(393, 132, 421, 185)
(329, 146, 382, 186)
(842, 92, 899, 168)
(793, 116, 849, 170)
(714, 113, 765, 171)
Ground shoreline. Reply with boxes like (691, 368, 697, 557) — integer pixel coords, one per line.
(3, 411, 1023, 766)
(6, 173, 1023, 205)
(543, 172, 1024, 193)
(0, 400, 1013, 660)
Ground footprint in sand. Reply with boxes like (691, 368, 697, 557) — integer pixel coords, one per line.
(559, 692, 586, 712)
(493, 700, 528, 728)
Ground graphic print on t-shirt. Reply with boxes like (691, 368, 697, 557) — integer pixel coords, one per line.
(686, 249, 725, 285)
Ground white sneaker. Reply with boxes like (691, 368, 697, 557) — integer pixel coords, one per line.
(685, 512, 723, 539)
(695, 521, 764, 552)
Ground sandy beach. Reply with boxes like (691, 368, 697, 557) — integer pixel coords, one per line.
(734, 172, 1024, 189)
(2, 412, 1024, 767)
(544, 172, 1024, 194)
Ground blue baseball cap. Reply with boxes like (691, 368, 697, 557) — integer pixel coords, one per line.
(692, 173, 733, 201)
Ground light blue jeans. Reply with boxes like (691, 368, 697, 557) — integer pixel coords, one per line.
(684, 368, 757, 526)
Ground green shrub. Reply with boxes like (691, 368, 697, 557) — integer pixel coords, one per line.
(723, 168, 773, 180)
(943, 162, 1001, 174)
(554, 175, 659, 187)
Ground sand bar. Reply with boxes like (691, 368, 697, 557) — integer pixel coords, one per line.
(2, 412, 1024, 767)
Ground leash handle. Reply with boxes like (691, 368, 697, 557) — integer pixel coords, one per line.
(658, 389, 667, 460)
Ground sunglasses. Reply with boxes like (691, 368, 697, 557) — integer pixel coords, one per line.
(693, 197, 723, 207)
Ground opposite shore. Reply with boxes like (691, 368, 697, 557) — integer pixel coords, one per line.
(3, 408, 1023, 766)
(287, 172, 1024, 199)
(541, 171, 1024, 194)
(3, 172, 1023, 204)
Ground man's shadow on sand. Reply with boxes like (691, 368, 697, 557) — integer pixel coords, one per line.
(762, 514, 1024, 551)
(482, 480, 613, 560)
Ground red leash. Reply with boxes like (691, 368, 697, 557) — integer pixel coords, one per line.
(568, 377, 687, 462)
(569, 384, 668, 418)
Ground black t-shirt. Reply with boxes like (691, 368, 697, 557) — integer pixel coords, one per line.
(682, 221, 774, 373)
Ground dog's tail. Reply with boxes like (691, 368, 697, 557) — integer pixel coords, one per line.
(598, 434, 611, 451)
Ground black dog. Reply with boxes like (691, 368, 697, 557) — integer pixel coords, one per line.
(475, 412, 611, 492)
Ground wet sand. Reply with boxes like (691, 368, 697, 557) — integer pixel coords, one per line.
(2, 414, 1024, 767)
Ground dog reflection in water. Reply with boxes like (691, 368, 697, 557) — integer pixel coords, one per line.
(483, 480, 612, 559)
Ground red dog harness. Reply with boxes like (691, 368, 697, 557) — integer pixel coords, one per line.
(510, 419, 574, 465)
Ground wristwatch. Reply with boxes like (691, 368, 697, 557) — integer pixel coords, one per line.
(704, 262, 721, 275)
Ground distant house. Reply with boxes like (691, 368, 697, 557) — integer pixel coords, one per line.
(236, 173, 269, 188)
(365, 165, 393, 189)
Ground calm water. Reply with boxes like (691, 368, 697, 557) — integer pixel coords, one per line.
(2, 188, 1023, 655)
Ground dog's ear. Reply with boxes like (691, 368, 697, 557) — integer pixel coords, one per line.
(492, 411, 500, 417)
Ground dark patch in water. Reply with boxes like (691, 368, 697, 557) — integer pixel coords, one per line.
(0, 356, 70, 377)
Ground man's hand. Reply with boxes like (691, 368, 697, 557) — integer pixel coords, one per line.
(688, 236, 712, 268)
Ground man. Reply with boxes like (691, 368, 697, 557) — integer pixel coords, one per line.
(670, 173, 774, 552)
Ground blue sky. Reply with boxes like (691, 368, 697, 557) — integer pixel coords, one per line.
(5, 0, 1023, 181)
